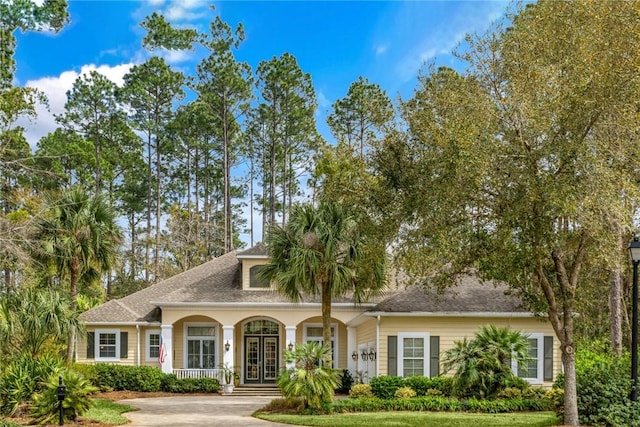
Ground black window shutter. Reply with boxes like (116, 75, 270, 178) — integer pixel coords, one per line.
(543, 336, 554, 381)
(87, 332, 95, 359)
(388, 336, 397, 376)
(120, 332, 128, 359)
(430, 336, 440, 377)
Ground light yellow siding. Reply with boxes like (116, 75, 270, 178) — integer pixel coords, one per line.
(377, 316, 560, 387)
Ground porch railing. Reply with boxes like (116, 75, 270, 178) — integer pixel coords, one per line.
(172, 369, 221, 380)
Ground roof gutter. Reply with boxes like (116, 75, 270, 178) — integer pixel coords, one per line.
(82, 321, 159, 326)
(151, 302, 377, 310)
(364, 311, 540, 318)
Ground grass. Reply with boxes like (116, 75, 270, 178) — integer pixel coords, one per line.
(255, 411, 560, 427)
(83, 399, 135, 425)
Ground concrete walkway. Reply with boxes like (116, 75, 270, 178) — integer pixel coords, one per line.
(119, 395, 292, 427)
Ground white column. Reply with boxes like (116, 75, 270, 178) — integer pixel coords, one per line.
(285, 326, 297, 369)
(347, 326, 357, 374)
(222, 325, 235, 369)
(160, 324, 173, 374)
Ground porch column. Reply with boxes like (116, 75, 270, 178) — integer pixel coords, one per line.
(160, 324, 173, 374)
(347, 326, 357, 374)
(285, 326, 296, 369)
(222, 325, 235, 369)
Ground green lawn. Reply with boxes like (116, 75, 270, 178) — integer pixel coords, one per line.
(255, 411, 560, 427)
(83, 399, 136, 425)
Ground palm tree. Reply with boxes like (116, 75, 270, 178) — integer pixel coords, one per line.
(277, 341, 339, 409)
(35, 187, 121, 362)
(260, 201, 386, 362)
(0, 287, 80, 359)
(442, 325, 530, 397)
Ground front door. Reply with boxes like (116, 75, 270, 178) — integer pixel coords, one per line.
(244, 336, 279, 384)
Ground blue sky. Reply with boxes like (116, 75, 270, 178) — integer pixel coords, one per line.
(14, 0, 509, 147)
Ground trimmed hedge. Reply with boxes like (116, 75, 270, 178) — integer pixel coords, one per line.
(370, 375, 454, 399)
(74, 364, 220, 393)
(331, 396, 554, 414)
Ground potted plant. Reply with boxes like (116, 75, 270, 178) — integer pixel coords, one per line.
(219, 364, 237, 395)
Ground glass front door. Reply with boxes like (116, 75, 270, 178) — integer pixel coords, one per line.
(245, 336, 279, 384)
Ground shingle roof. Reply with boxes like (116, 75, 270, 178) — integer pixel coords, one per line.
(81, 249, 357, 324)
(369, 275, 526, 314)
(81, 248, 526, 325)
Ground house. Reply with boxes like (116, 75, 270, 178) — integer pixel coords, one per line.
(78, 246, 560, 386)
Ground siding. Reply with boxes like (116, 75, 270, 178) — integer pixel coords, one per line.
(378, 316, 560, 387)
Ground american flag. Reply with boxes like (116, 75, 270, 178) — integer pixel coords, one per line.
(158, 335, 167, 364)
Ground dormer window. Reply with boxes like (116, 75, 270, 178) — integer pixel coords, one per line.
(249, 265, 269, 288)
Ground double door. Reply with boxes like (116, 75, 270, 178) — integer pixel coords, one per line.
(244, 336, 278, 384)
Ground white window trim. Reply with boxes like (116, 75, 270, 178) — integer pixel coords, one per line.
(146, 329, 161, 362)
(397, 332, 430, 378)
(512, 333, 544, 385)
(303, 323, 338, 368)
(183, 322, 218, 369)
(95, 328, 120, 362)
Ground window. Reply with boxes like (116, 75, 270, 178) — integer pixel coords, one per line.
(146, 330, 161, 361)
(249, 265, 269, 288)
(185, 324, 217, 369)
(304, 324, 337, 368)
(397, 333, 430, 377)
(513, 333, 544, 384)
(95, 329, 121, 362)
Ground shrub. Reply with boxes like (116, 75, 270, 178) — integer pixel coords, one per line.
(349, 384, 373, 398)
(425, 388, 444, 397)
(496, 387, 522, 399)
(370, 376, 405, 399)
(394, 386, 417, 398)
(404, 376, 432, 396)
(428, 376, 454, 397)
(336, 369, 354, 394)
(260, 397, 306, 414)
(573, 347, 639, 427)
(31, 369, 98, 424)
(277, 342, 339, 410)
(0, 354, 64, 416)
(331, 395, 553, 414)
(163, 377, 220, 393)
(546, 387, 564, 420)
(90, 364, 164, 392)
(0, 419, 21, 427)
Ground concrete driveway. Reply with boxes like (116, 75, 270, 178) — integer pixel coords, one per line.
(119, 395, 292, 427)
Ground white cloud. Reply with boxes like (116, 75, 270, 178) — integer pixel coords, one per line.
(375, 43, 389, 56)
(16, 63, 134, 149)
(392, 2, 508, 82)
(165, 0, 208, 22)
(159, 47, 194, 64)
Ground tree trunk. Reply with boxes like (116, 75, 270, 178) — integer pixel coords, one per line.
(562, 347, 579, 426)
(66, 260, 80, 364)
(610, 226, 623, 355)
(321, 281, 332, 368)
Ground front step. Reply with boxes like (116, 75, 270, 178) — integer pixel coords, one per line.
(230, 385, 282, 397)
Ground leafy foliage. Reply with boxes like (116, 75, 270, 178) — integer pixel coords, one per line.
(0, 354, 64, 416)
(31, 369, 97, 424)
(348, 384, 373, 398)
(261, 201, 386, 351)
(370, 376, 405, 399)
(337, 369, 354, 394)
(441, 325, 530, 398)
(0, 287, 78, 358)
(394, 386, 417, 399)
(570, 346, 640, 427)
(331, 395, 553, 414)
(277, 342, 340, 410)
